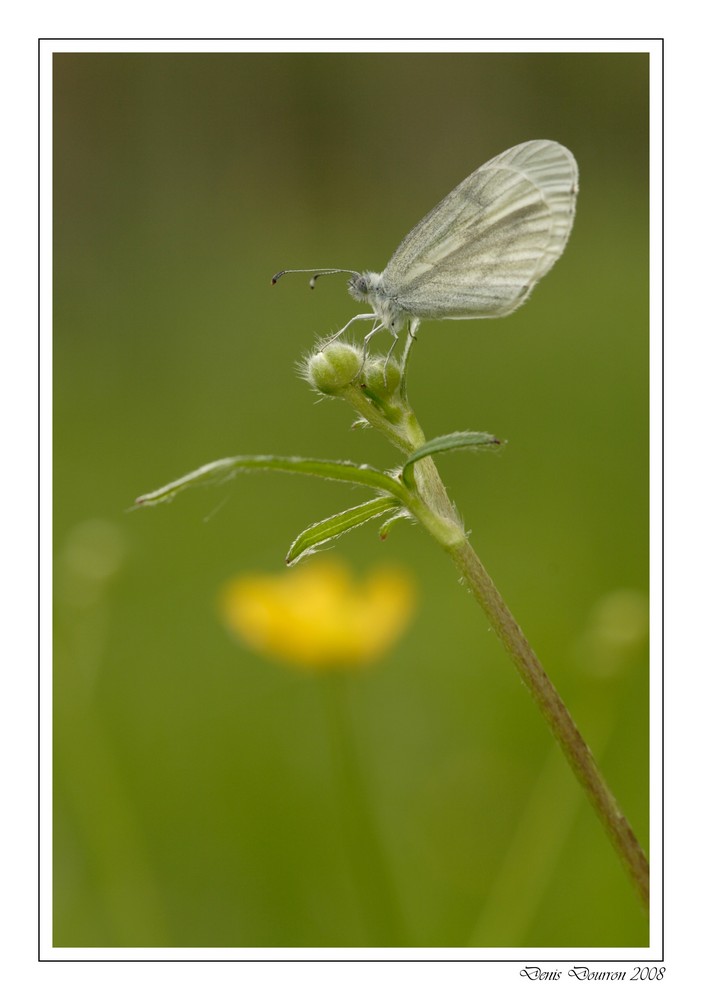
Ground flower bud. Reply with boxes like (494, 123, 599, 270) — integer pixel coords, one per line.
(361, 357, 402, 401)
(303, 343, 362, 395)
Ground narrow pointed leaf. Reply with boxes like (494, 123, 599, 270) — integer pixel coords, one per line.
(378, 509, 414, 540)
(286, 496, 404, 565)
(403, 431, 502, 480)
(134, 455, 409, 509)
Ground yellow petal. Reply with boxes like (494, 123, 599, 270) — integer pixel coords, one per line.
(219, 558, 416, 671)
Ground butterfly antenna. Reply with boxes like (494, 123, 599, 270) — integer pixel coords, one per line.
(271, 268, 360, 289)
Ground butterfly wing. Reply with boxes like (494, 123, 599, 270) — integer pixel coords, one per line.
(381, 140, 578, 320)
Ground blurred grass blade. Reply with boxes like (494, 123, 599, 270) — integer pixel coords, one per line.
(286, 496, 404, 565)
(402, 431, 503, 480)
(134, 455, 409, 508)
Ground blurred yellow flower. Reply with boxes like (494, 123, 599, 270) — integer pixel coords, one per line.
(219, 559, 416, 671)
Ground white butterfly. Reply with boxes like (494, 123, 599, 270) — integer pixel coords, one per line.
(273, 139, 578, 354)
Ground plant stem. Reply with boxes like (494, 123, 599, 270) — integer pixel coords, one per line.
(340, 350, 649, 911)
(413, 453, 650, 911)
(454, 533, 649, 909)
(312, 338, 648, 910)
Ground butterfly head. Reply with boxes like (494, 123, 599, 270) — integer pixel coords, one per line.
(349, 271, 407, 334)
(348, 270, 382, 303)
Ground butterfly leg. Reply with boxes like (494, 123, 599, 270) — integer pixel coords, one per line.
(320, 313, 377, 350)
(360, 320, 386, 367)
(349, 320, 386, 379)
(381, 330, 401, 384)
(399, 319, 420, 400)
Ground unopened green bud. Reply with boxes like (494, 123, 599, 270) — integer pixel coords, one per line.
(361, 357, 402, 401)
(304, 343, 362, 395)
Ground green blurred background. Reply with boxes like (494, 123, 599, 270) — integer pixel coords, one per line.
(53, 51, 649, 948)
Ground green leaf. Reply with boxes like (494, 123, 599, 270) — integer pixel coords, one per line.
(286, 496, 404, 565)
(402, 431, 502, 480)
(134, 455, 410, 509)
(378, 509, 414, 540)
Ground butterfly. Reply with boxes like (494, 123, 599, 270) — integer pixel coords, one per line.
(273, 139, 578, 357)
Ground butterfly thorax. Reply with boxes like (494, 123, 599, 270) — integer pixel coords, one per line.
(348, 271, 408, 334)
